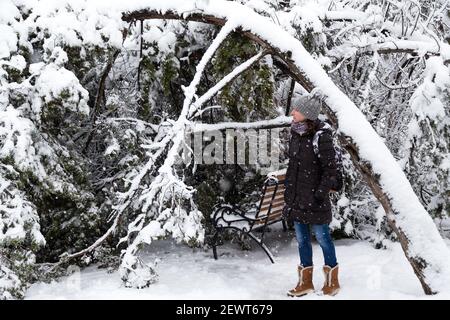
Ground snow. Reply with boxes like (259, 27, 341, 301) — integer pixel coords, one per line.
(34, 63, 90, 116)
(157, 31, 177, 53)
(0, 106, 45, 177)
(366, 40, 449, 59)
(19, 0, 125, 49)
(0, 25, 17, 59)
(0, 0, 20, 24)
(193, 116, 291, 132)
(172, 0, 449, 292)
(7, 55, 26, 71)
(1, 0, 448, 296)
(266, 168, 287, 179)
(441, 154, 450, 171)
(323, 9, 368, 21)
(336, 196, 349, 208)
(0, 265, 21, 300)
(24, 232, 450, 300)
(0, 164, 45, 247)
(104, 137, 121, 156)
(410, 57, 449, 121)
(101, 0, 450, 292)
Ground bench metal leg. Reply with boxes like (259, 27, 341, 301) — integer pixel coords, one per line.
(247, 232, 275, 264)
(281, 219, 287, 232)
(211, 227, 275, 263)
(212, 230, 220, 260)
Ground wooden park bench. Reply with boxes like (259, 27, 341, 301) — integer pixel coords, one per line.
(210, 169, 288, 263)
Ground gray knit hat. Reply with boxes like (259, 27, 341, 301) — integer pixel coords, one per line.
(291, 95, 322, 120)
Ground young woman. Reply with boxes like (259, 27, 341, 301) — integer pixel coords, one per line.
(284, 95, 340, 297)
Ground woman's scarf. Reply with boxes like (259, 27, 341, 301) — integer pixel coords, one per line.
(291, 120, 310, 136)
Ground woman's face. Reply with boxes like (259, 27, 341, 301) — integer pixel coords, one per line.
(291, 109, 306, 123)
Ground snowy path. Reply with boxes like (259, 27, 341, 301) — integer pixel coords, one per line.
(26, 229, 450, 300)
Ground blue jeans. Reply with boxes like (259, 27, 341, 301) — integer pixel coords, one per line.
(294, 222, 337, 268)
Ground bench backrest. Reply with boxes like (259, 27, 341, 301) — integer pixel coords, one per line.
(254, 173, 286, 225)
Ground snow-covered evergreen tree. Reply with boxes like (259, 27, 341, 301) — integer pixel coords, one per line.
(402, 57, 450, 219)
(1, 0, 449, 297)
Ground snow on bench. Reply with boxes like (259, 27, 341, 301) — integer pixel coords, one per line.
(210, 169, 288, 263)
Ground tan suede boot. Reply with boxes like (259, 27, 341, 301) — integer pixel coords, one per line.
(287, 265, 314, 297)
(322, 265, 340, 296)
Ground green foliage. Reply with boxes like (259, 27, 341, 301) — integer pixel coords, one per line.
(161, 54, 179, 97)
(195, 181, 218, 223)
(211, 33, 276, 122)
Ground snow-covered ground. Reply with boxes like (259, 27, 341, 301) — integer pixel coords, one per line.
(26, 227, 450, 300)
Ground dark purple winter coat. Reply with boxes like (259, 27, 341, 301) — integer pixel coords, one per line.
(284, 119, 337, 224)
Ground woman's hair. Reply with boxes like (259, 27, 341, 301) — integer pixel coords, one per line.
(305, 119, 317, 134)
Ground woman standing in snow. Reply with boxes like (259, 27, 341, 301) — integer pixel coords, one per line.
(283, 95, 340, 297)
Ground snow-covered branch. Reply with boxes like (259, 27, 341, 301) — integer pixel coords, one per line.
(192, 115, 291, 132)
(95, 19, 239, 287)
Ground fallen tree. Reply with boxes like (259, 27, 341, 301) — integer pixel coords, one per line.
(114, 0, 450, 294)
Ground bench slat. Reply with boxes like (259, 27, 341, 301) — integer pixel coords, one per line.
(265, 184, 285, 193)
(255, 170, 287, 225)
(260, 198, 285, 211)
(263, 190, 284, 201)
(258, 203, 284, 217)
(261, 193, 284, 206)
(262, 190, 285, 200)
(262, 189, 285, 200)
(254, 210, 283, 225)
